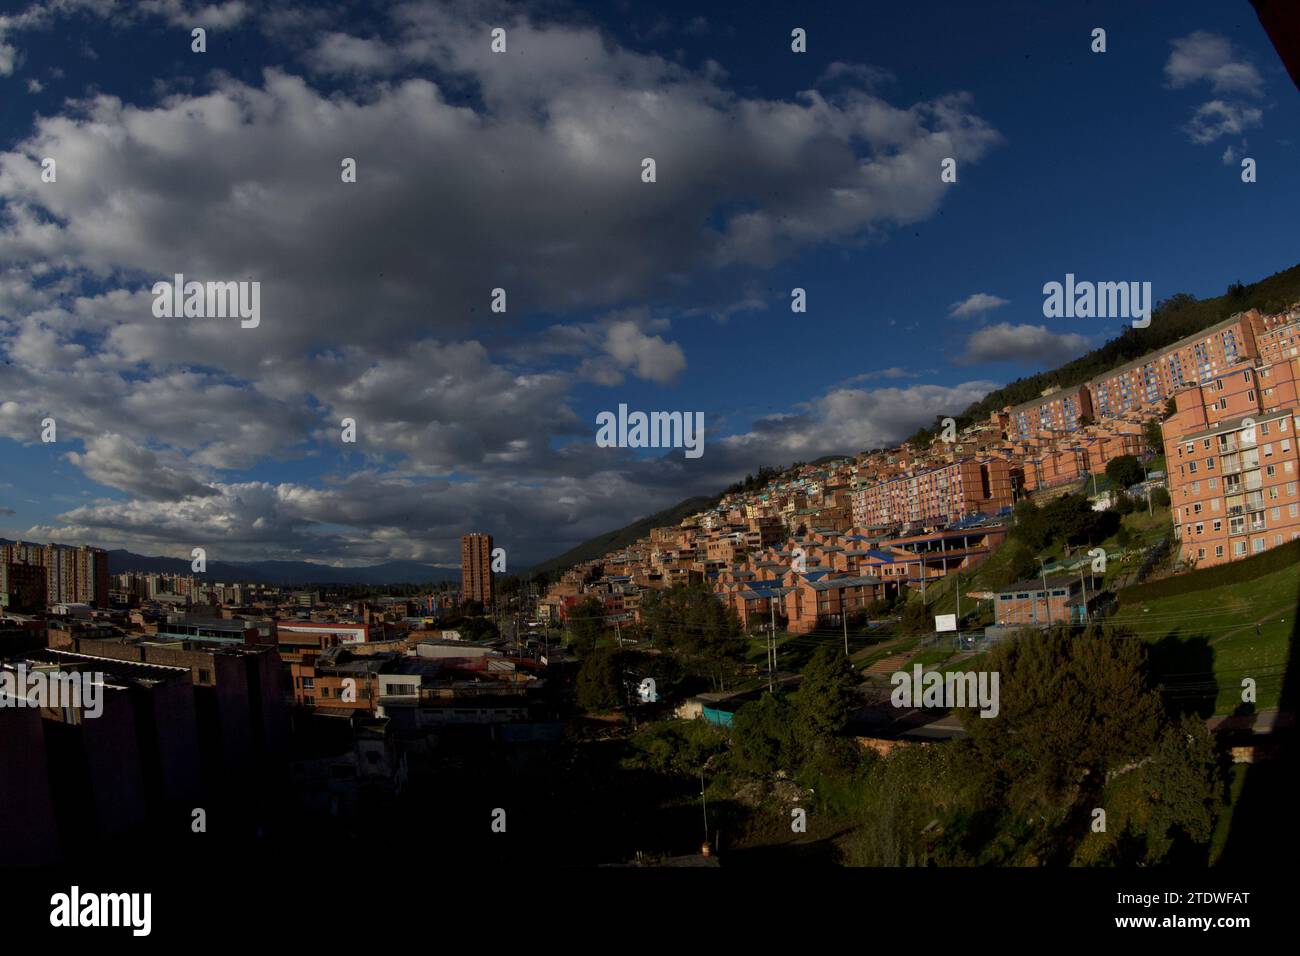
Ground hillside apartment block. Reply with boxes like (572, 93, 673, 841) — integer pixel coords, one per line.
(998, 313, 1265, 443)
(1162, 352, 1300, 568)
(850, 458, 1015, 529)
(536, 305, 1300, 627)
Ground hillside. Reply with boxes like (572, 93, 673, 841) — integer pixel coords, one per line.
(522, 495, 719, 580)
(948, 263, 1300, 429)
(529, 262, 1300, 581)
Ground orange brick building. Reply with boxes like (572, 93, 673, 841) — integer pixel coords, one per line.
(1163, 357, 1300, 567)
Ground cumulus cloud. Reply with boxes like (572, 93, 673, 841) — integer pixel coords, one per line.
(65, 434, 219, 501)
(1164, 32, 1265, 148)
(949, 292, 1009, 318)
(0, 0, 1005, 566)
(1165, 32, 1263, 97)
(1184, 100, 1263, 144)
(957, 323, 1090, 366)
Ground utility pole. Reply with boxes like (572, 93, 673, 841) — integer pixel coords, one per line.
(700, 769, 710, 852)
(768, 598, 776, 692)
(842, 607, 849, 657)
(955, 570, 962, 649)
(1080, 568, 1088, 624)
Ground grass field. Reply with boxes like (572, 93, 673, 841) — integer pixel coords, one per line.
(1111, 556, 1297, 714)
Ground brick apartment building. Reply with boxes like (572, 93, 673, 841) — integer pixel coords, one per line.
(461, 532, 495, 607)
(1163, 355, 1300, 567)
(1088, 314, 1259, 419)
(1006, 385, 1094, 442)
(852, 458, 1014, 529)
(0, 541, 108, 609)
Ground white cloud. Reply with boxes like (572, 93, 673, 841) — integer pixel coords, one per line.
(1184, 100, 1263, 144)
(0, 0, 1006, 567)
(65, 434, 219, 501)
(949, 292, 1009, 318)
(957, 323, 1090, 366)
(1165, 32, 1263, 97)
(306, 32, 399, 75)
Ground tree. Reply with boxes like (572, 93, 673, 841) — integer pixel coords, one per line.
(1143, 419, 1164, 455)
(1074, 715, 1224, 866)
(567, 596, 606, 656)
(997, 541, 1040, 588)
(576, 648, 624, 712)
(622, 719, 726, 777)
(638, 584, 745, 689)
(1105, 455, 1145, 489)
(794, 646, 859, 748)
(960, 625, 1162, 817)
(899, 598, 931, 635)
(1150, 486, 1171, 508)
(732, 694, 799, 774)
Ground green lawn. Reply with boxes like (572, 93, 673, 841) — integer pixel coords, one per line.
(1111, 559, 1297, 714)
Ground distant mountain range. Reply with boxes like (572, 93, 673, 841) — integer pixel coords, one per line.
(0, 539, 459, 586)
(103, 551, 460, 586)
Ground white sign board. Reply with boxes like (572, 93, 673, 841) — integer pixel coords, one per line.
(934, 614, 958, 633)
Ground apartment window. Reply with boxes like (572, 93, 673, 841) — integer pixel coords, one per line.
(1215, 546, 1224, 557)
(1203, 439, 1212, 450)
(1206, 457, 1215, 470)
(1197, 549, 1206, 560)
(1188, 461, 1198, 474)
(1272, 508, 1282, 521)
(301, 677, 315, 689)
(1193, 502, 1202, 514)
(1264, 443, 1273, 457)
(198, 668, 211, 684)
(1269, 486, 1279, 500)
(1291, 504, 1299, 518)
(1234, 541, 1248, 556)
(1254, 538, 1266, 553)
(1213, 520, 1222, 532)
(1211, 499, 1220, 512)
(1267, 465, 1277, 477)
(1208, 477, 1217, 489)
(1261, 422, 1271, 436)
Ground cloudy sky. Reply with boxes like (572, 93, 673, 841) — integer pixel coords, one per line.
(1, 0, 1297, 569)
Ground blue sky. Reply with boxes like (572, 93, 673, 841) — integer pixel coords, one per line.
(0, 0, 1296, 568)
